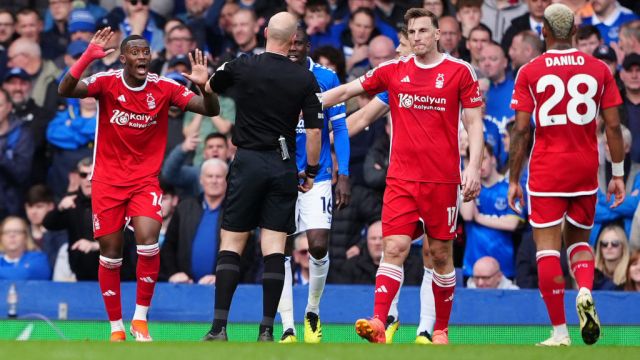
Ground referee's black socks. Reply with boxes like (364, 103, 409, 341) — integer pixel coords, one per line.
(260, 253, 285, 335)
(211, 250, 241, 333)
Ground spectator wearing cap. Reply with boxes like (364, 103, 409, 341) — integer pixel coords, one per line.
(45, 94, 97, 199)
(7, 37, 61, 114)
(150, 25, 196, 75)
(0, 88, 35, 220)
(2, 68, 51, 186)
(68, 8, 96, 43)
(593, 43, 619, 76)
(621, 53, 640, 163)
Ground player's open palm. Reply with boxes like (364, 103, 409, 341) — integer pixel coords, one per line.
(607, 177, 626, 208)
(183, 48, 209, 88)
(88, 27, 115, 58)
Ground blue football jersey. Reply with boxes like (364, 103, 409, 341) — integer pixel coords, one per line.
(296, 58, 348, 182)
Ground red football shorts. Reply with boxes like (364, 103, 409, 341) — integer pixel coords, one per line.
(528, 194, 597, 229)
(382, 178, 460, 240)
(91, 179, 163, 238)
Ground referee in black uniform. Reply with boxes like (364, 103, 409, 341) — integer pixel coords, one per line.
(203, 12, 323, 342)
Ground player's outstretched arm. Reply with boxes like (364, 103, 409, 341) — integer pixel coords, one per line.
(58, 27, 115, 98)
(461, 106, 483, 202)
(507, 110, 531, 213)
(323, 79, 365, 109)
(602, 106, 626, 207)
(346, 97, 389, 137)
(183, 49, 220, 117)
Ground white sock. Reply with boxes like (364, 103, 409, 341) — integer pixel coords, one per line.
(110, 319, 125, 333)
(278, 256, 295, 333)
(388, 276, 403, 321)
(553, 324, 569, 338)
(305, 253, 329, 315)
(417, 267, 436, 335)
(133, 305, 149, 321)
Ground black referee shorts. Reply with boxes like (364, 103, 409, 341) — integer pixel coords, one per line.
(222, 148, 298, 233)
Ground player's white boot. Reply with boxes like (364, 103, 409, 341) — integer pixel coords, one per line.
(576, 287, 601, 345)
(536, 331, 571, 347)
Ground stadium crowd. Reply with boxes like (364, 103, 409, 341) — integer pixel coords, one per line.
(0, 0, 640, 294)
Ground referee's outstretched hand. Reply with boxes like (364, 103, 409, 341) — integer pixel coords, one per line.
(298, 172, 314, 193)
(182, 48, 209, 89)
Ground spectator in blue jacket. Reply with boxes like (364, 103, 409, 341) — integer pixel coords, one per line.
(46, 96, 97, 199)
(0, 216, 51, 280)
(0, 88, 34, 220)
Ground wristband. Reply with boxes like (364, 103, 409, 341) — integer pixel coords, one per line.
(305, 164, 320, 179)
(69, 43, 106, 79)
(612, 161, 624, 177)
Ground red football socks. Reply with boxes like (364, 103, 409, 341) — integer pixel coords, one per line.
(373, 263, 403, 321)
(537, 250, 566, 325)
(136, 244, 160, 307)
(567, 242, 595, 291)
(99, 256, 123, 321)
(432, 270, 456, 331)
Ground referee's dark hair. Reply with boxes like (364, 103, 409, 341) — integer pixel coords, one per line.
(120, 34, 147, 53)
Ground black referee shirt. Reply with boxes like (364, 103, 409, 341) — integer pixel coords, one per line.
(209, 52, 323, 152)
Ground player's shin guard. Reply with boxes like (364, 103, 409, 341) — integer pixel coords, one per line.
(567, 242, 595, 291)
(432, 270, 456, 331)
(306, 253, 329, 315)
(261, 253, 285, 334)
(373, 263, 403, 321)
(418, 267, 436, 335)
(278, 256, 295, 332)
(212, 250, 241, 333)
(99, 256, 123, 322)
(135, 244, 160, 313)
(537, 250, 566, 326)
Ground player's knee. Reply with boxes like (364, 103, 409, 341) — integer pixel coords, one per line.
(308, 244, 327, 259)
(429, 246, 449, 268)
(383, 239, 409, 260)
(99, 247, 122, 259)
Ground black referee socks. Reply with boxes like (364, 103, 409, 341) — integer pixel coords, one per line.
(211, 250, 241, 333)
(260, 253, 285, 335)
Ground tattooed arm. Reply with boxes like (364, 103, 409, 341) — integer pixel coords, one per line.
(507, 110, 531, 213)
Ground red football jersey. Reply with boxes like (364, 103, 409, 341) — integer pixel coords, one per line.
(511, 49, 623, 195)
(82, 70, 195, 185)
(360, 54, 482, 183)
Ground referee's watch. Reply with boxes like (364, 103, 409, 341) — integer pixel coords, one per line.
(305, 164, 320, 179)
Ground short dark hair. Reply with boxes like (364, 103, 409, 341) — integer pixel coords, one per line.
(469, 23, 492, 40)
(306, 0, 330, 14)
(311, 46, 347, 83)
(16, 7, 41, 21)
(483, 142, 495, 160)
(404, 8, 438, 29)
(456, 0, 483, 11)
(120, 34, 147, 54)
(205, 132, 228, 145)
(296, 26, 309, 43)
(159, 180, 176, 196)
(516, 30, 544, 54)
(576, 25, 601, 41)
(167, 24, 193, 39)
(25, 184, 54, 205)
